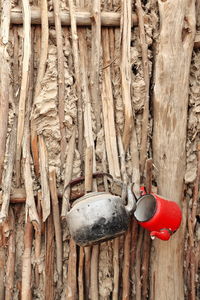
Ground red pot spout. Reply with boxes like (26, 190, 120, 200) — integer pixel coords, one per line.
(150, 229, 171, 241)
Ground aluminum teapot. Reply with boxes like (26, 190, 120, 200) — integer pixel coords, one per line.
(65, 173, 136, 246)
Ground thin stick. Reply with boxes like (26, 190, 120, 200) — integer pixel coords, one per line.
(135, 0, 150, 176)
(130, 220, 139, 299)
(23, 38, 40, 229)
(61, 127, 76, 218)
(45, 214, 55, 300)
(66, 239, 77, 300)
(38, 135, 51, 222)
(135, 227, 143, 300)
(78, 247, 85, 300)
(112, 238, 120, 300)
(101, 28, 120, 179)
(121, 0, 133, 152)
(34, 191, 42, 287)
(49, 169, 63, 285)
(53, 0, 66, 167)
(0, 225, 6, 300)
(90, 0, 101, 133)
(31, 0, 49, 178)
(10, 8, 138, 27)
(68, 0, 83, 158)
(21, 218, 33, 300)
(0, 0, 11, 184)
(5, 209, 15, 300)
(0, 118, 17, 224)
(16, 0, 31, 186)
(141, 159, 153, 299)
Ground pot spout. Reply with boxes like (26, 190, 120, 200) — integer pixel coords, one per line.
(150, 229, 171, 241)
(125, 186, 137, 216)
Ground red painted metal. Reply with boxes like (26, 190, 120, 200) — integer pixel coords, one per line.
(135, 188, 182, 241)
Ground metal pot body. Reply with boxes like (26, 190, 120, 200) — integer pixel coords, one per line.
(134, 192, 182, 241)
(67, 192, 130, 246)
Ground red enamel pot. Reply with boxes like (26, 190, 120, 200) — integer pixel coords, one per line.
(134, 188, 182, 241)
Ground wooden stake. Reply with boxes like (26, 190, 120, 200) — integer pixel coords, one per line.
(121, 0, 133, 152)
(45, 214, 55, 300)
(78, 247, 85, 300)
(31, 0, 49, 178)
(0, 225, 6, 300)
(0, 118, 17, 224)
(61, 127, 76, 218)
(21, 218, 33, 300)
(112, 238, 119, 300)
(34, 191, 42, 288)
(16, 0, 31, 186)
(66, 239, 77, 300)
(49, 169, 63, 285)
(68, 0, 83, 158)
(90, 0, 101, 133)
(5, 209, 15, 300)
(10, 8, 138, 27)
(101, 28, 120, 179)
(53, 0, 66, 167)
(0, 0, 11, 184)
(38, 135, 51, 222)
(135, 0, 150, 176)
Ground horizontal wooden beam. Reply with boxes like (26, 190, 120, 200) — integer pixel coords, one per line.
(10, 7, 138, 27)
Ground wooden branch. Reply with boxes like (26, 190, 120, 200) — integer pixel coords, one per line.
(45, 214, 55, 300)
(23, 41, 40, 230)
(0, 0, 11, 184)
(136, 0, 150, 177)
(21, 218, 33, 300)
(122, 225, 131, 300)
(130, 220, 139, 298)
(0, 225, 6, 300)
(121, 0, 133, 152)
(31, 0, 49, 178)
(112, 238, 120, 300)
(10, 7, 138, 27)
(49, 169, 63, 285)
(0, 118, 17, 224)
(38, 135, 51, 221)
(5, 209, 15, 300)
(34, 191, 42, 287)
(16, 0, 31, 186)
(141, 159, 152, 299)
(68, 0, 83, 158)
(90, 0, 101, 133)
(90, 245, 99, 300)
(61, 127, 76, 218)
(66, 239, 77, 300)
(53, 0, 66, 167)
(78, 247, 85, 300)
(135, 228, 143, 300)
(102, 28, 120, 179)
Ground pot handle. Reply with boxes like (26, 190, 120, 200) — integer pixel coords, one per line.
(63, 172, 114, 210)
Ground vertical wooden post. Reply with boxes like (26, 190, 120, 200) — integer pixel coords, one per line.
(151, 1, 196, 299)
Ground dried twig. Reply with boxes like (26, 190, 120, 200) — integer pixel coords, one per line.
(90, 0, 101, 133)
(0, 225, 6, 300)
(21, 218, 33, 300)
(16, 0, 31, 186)
(135, 0, 150, 176)
(34, 191, 42, 287)
(53, 0, 66, 167)
(141, 159, 152, 299)
(10, 8, 138, 27)
(31, 0, 48, 178)
(121, 0, 133, 152)
(66, 239, 77, 300)
(0, 0, 11, 184)
(0, 118, 17, 224)
(68, 0, 83, 158)
(38, 135, 51, 221)
(102, 28, 120, 179)
(78, 247, 85, 300)
(45, 214, 55, 300)
(61, 127, 76, 218)
(49, 169, 63, 285)
(5, 209, 15, 300)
